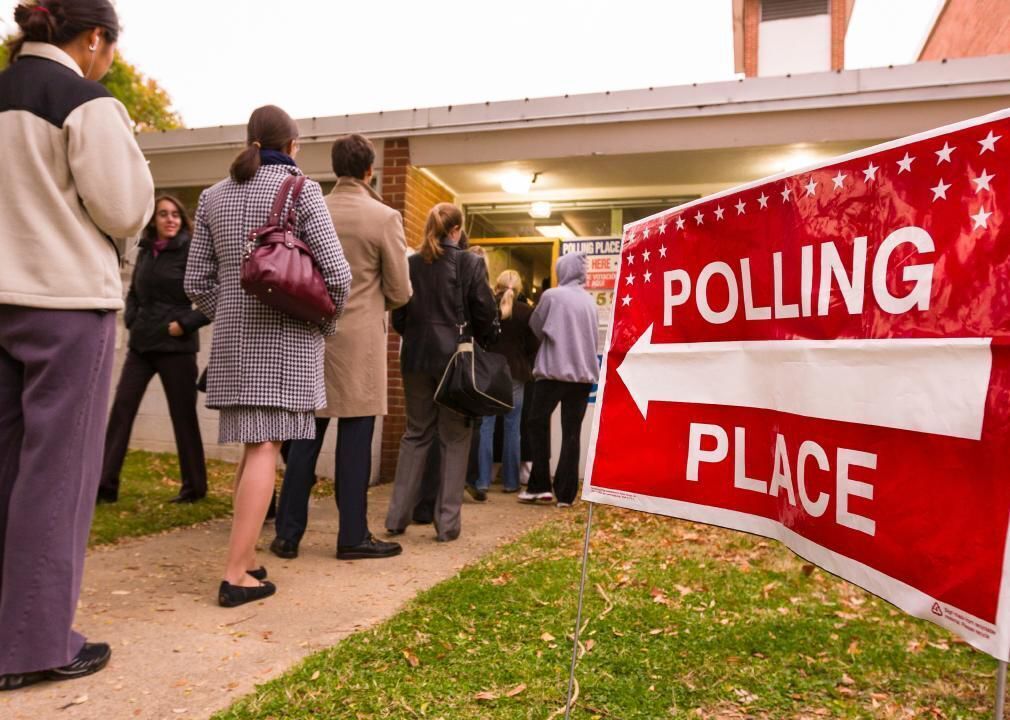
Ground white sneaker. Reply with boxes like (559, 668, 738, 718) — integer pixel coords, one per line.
(556, 502, 573, 508)
(519, 462, 532, 486)
(536, 492, 555, 504)
(517, 489, 539, 504)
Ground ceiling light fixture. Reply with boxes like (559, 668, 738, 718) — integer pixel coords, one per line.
(500, 171, 532, 195)
(535, 223, 576, 239)
(529, 201, 552, 219)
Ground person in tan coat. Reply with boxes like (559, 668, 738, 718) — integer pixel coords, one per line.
(271, 134, 411, 561)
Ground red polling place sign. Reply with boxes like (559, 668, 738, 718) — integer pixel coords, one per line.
(584, 109, 1010, 660)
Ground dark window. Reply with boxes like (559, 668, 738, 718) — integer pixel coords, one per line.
(761, 0, 829, 21)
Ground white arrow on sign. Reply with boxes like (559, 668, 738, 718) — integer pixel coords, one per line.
(616, 325, 993, 440)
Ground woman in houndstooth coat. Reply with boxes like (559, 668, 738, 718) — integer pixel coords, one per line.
(185, 105, 351, 607)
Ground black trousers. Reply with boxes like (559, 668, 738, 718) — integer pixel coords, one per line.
(275, 415, 375, 548)
(100, 350, 206, 500)
(527, 380, 592, 504)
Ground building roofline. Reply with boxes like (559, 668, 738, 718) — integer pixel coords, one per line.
(138, 55, 1010, 155)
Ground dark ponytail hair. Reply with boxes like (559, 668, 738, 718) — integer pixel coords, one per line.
(7, 0, 120, 64)
(230, 105, 300, 183)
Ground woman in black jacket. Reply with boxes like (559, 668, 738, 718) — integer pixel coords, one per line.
(385, 203, 497, 542)
(98, 196, 210, 504)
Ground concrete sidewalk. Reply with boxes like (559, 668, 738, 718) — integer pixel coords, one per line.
(1, 483, 554, 720)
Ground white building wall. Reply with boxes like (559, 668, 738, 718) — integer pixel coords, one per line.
(758, 15, 831, 76)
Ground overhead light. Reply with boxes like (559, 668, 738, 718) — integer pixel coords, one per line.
(535, 223, 576, 239)
(500, 171, 532, 195)
(776, 149, 819, 174)
(529, 201, 552, 219)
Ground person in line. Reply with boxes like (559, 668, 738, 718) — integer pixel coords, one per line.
(385, 203, 497, 542)
(185, 105, 351, 607)
(98, 195, 210, 505)
(519, 252, 599, 507)
(271, 133, 411, 561)
(468, 270, 539, 501)
(0, 0, 154, 690)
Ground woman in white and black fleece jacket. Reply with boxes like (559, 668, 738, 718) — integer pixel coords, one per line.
(0, 0, 153, 692)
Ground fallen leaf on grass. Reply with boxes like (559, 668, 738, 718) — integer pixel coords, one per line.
(846, 640, 861, 656)
(490, 573, 513, 586)
(584, 639, 596, 652)
(474, 690, 498, 702)
(506, 684, 527, 697)
(541, 632, 555, 642)
(402, 650, 420, 668)
(674, 584, 694, 597)
(310, 670, 321, 681)
(651, 589, 670, 605)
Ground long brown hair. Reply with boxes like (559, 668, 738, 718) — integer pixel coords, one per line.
(8, 0, 120, 63)
(229, 105, 300, 183)
(421, 202, 463, 263)
(143, 195, 192, 242)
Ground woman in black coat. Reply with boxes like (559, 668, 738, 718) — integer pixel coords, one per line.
(385, 203, 498, 542)
(98, 195, 210, 504)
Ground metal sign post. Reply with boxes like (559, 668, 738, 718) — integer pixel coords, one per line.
(563, 502, 596, 720)
(997, 661, 1007, 719)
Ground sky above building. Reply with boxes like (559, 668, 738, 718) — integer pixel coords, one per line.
(2, 0, 945, 129)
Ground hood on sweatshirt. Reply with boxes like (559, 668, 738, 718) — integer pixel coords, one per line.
(556, 252, 587, 286)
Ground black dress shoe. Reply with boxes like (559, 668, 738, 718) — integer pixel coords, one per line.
(337, 534, 403, 560)
(96, 487, 118, 504)
(269, 537, 298, 559)
(169, 493, 204, 504)
(247, 566, 267, 581)
(0, 642, 112, 691)
(465, 484, 488, 503)
(218, 580, 276, 608)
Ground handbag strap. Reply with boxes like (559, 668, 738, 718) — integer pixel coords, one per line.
(451, 248, 470, 339)
(267, 174, 307, 228)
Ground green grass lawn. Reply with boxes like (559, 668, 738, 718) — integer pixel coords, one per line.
(88, 450, 239, 546)
(215, 506, 997, 720)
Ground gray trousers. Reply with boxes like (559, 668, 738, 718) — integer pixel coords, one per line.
(385, 372, 472, 542)
(0, 306, 116, 674)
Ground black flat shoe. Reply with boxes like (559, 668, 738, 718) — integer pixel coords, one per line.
(169, 493, 204, 504)
(247, 566, 267, 581)
(218, 580, 276, 608)
(465, 484, 488, 503)
(269, 537, 298, 559)
(386, 527, 405, 536)
(337, 534, 403, 560)
(96, 487, 118, 504)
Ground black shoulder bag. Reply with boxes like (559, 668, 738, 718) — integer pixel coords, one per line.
(434, 251, 514, 417)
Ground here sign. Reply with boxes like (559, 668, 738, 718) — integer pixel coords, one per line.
(584, 110, 1010, 660)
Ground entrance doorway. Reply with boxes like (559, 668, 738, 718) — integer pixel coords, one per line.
(467, 237, 559, 304)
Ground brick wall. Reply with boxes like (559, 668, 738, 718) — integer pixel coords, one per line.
(920, 0, 1010, 61)
(830, 0, 846, 71)
(404, 167, 456, 249)
(743, 0, 760, 77)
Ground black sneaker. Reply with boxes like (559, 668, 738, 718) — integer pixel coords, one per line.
(0, 643, 112, 691)
(269, 537, 299, 559)
(337, 534, 403, 560)
(465, 484, 488, 503)
(95, 487, 118, 504)
(218, 580, 276, 608)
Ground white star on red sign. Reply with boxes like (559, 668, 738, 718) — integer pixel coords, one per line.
(625, 273, 635, 285)
(780, 186, 791, 203)
(715, 206, 725, 220)
(735, 199, 746, 215)
(805, 179, 818, 196)
(642, 249, 651, 262)
(643, 270, 653, 283)
(676, 217, 686, 230)
(832, 171, 847, 190)
(931, 178, 952, 201)
(658, 245, 667, 258)
(897, 153, 915, 173)
(694, 211, 705, 225)
(659, 221, 667, 234)
(972, 169, 995, 193)
(979, 130, 1001, 154)
(627, 254, 634, 265)
(863, 162, 879, 182)
(643, 227, 651, 239)
(936, 142, 956, 164)
(757, 193, 769, 208)
(971, 207, 993, 230)
(621, 294, 631, 307)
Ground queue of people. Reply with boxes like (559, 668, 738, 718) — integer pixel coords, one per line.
(0, 0, 598, 691)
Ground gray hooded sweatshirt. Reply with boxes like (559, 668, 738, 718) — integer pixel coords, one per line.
(530, 252, 600, 384)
